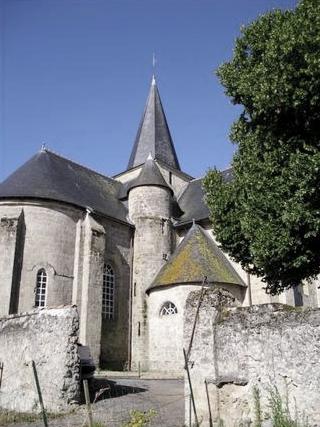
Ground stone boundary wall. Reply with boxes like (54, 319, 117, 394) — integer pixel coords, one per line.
(0, 306, 80, 413)
(184, 289, 320, 427)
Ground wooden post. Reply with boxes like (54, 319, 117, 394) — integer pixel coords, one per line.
(183, 348, 199, 427)
(31, 360, 48, 427)
(83, 379, 93, 427)
(205, 379, 213, 427)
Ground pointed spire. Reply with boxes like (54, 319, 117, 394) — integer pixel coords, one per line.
(127, 77, 181, 171)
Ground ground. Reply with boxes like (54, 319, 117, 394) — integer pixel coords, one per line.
(4, 378, 184, 427)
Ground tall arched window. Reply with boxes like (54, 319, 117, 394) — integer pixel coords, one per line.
(35, 269, 47, 307)
(160, 301, 178, 316)
(102, 264, 115, 320)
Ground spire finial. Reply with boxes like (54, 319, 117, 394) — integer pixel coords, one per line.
(152, 53, 157, 85)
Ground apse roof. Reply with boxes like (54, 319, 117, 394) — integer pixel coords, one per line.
(127, 76, 181, 171)
(0, 149, 129, 224)
(148, 223, 245, 292)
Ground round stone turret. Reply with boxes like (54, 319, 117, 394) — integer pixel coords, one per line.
(128, 157, 173, 371)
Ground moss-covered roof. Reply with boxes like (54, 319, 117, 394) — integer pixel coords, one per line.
(147, 223, 246, 292)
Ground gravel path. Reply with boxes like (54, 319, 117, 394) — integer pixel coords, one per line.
(6, 378, 185, 427)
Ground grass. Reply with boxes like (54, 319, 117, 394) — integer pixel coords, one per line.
(267, 386, 310, 427)
(252, 384, 310, 427)
(0, 409, 39, 425)
(0, 408, 74, 426)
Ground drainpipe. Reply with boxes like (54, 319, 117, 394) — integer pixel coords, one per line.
(247, 272, 252, 306)
(127, 230, 134, 370)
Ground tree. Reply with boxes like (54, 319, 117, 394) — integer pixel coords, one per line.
(203, 0, 320, 295)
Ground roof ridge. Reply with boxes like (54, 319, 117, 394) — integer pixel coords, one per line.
(43, 148, 118, 185)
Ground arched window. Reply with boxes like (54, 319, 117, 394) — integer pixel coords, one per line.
(35, 269, 47, 308)
(102, 264, 115, 320)
(160, 301, 178, 316)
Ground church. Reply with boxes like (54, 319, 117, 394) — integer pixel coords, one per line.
(0, 76, 319, 373)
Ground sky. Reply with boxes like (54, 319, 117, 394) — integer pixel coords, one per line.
(0, 0, 297, 181)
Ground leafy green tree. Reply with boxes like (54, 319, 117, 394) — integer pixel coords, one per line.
(203, 0, 320, 294)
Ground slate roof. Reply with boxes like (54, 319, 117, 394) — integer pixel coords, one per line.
(0, 149, 129, 223)
(126, 156, 172, 195)
(148, 223, 245, 292)
(176, 168, 233, 225)
(127, 76, 181, 171)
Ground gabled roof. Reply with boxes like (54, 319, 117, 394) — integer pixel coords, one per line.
(0, 149, 129, 224)
(176, 168, 234, 226)
(177, 178, 209, 225)
(148, 223, 245, 292)
(127, 156, 172, 195)
(127, 76, 181, 171)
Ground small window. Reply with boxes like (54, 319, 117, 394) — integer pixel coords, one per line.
(102, 264, 115, 320)
(160, 301, 178, 316)
(35, 269, 47, 307)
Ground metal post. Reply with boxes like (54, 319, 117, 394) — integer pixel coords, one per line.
(247, 272, 252, 306)
(83, 379, 93, 427)
(31, 360, 48, 427)
(187, 276, 207, 360)
(0, 362, 3, 389)
(183, 348, 199, 427)
(205, 379, 213, 427)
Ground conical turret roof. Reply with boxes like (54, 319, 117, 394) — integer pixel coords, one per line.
(127, 155, 172, 195)
(127, 76, 180, 171)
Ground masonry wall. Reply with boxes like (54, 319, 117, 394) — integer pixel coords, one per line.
(148, 283, 243, 374)
(99, 218, 132, 370)
(0, 306, 80, 413)
(0, 202, 81, 315)
(184, 289, 320, 427)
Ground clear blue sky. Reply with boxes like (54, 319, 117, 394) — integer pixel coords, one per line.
(0, 0, 297, 181)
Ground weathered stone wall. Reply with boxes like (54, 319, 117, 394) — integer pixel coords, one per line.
(0, 210, 25, 315)
(0, 202, 81, 316)
(99, 218, 132, 370)
(184, 290, 320, 427)
(0, 306, 80, 413)
(157, 163, 190, 195)
(148, 283, 243, 374)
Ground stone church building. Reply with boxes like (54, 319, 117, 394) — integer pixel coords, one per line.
(0, 76, 319, 372)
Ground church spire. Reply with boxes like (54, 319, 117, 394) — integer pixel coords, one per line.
(127, 77, 181, 171)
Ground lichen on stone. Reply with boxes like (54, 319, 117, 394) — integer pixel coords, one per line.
(149, 224, 245, 290)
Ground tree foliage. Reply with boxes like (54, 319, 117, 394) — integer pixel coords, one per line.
(203, 0, 320, 294)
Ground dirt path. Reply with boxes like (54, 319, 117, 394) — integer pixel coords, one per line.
(6, 378, 185, 427)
